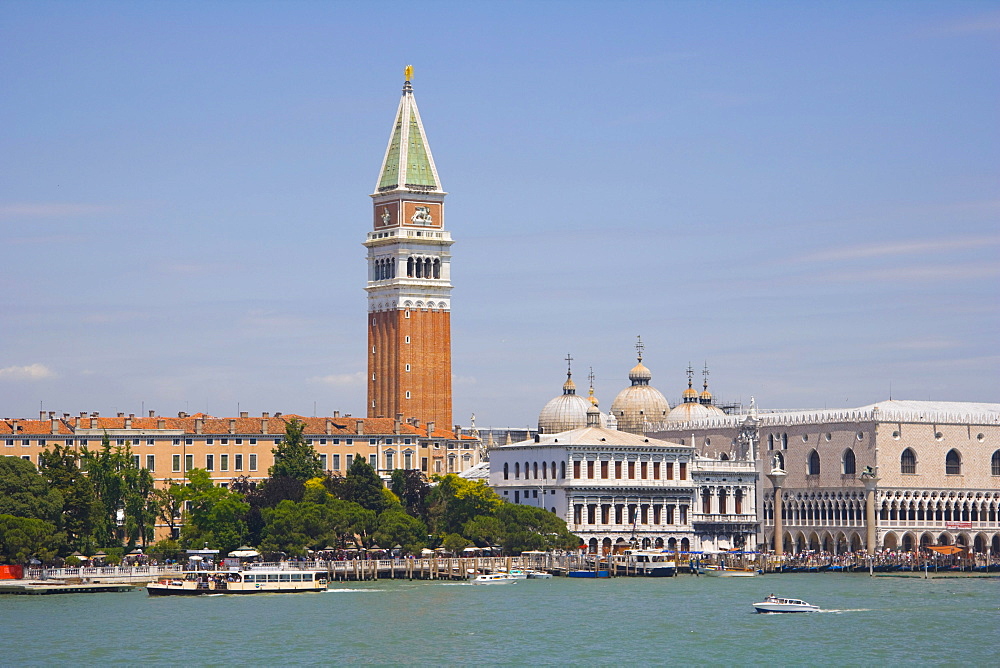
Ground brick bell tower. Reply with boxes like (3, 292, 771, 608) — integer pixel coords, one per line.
(365, 67, 453, 428)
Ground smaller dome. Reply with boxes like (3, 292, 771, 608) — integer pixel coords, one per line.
(629, 362, 652, 385)
(682, 387, 698, 401)
(699, 389, 713, 402)
(563, 377, 577, 394)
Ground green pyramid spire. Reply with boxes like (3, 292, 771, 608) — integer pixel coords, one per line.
(375, 75, 441, 193)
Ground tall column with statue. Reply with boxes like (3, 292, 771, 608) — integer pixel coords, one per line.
(766, 459, 787, 558)
(860, 467, 880, 556)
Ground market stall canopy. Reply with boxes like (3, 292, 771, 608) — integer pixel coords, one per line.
(924, 545, 966, 555)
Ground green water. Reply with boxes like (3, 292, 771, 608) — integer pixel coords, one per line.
(1, 574, 997, 665)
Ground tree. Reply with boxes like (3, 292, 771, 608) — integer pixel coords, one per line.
(390, 469, 430, 521)
(462, 515, 505, 548)
(374, 508, 428, 556)
(441, 532, 470, 554)
(494, 504, 580, 554)
(260, 496, 376, 556)
(153, 480, 186, 539)
(179, 469, 249, 555)
(342, 456, 388, 513)
(269, 418, 324, 481)
(81, 435, 157, 547)
(231, 474, 305, 546)
(0, 457, 63, 523)
(426, 474, 502, 536)
(39, 444, 97, 551)
(0, 514, 60, 565)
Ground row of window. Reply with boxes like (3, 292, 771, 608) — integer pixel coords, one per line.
(797, 448, 1000, 476)
(502, 460, 689, 481)
(573, 503, 690, 526)
(3, 436, 466, 449)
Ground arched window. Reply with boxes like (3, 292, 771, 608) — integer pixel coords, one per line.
(807, 449, 820, 475)
(514, 462, 520, 479)
(992, 450, 1000, 476)
(945, 449, 962, 475)
(525, 461, 530, 479)
(406, 257, 414, 277)
(768, 434, 774, 450)
(560, 461, 566, 479)
(541, 461, 547, 478)
(781, 433, 788, 450)
(503, 462, 509, 480)
(900, 448, 916, 474)
(433, 258, 440, 278)
(533, 462, 538, 478)
(415, 258, 423, 278)
(842, 448, 856, 475)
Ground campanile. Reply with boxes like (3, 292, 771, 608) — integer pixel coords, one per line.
(365, 67, 453, 429)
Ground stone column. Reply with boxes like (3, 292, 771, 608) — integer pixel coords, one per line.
(766, 468, 788, 557)
(861, 471, 880, 556)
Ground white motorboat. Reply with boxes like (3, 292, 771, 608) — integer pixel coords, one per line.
(752, 595, 820, 613)
(526, 570, 553, 579)
(469, 572, 516, 585)
(496, 568, 529, 580)
(619, 549, 678, 577)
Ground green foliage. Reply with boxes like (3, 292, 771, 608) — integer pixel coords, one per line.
(81, 434, 157, 547)
(260, 497, 375, 556)
(374, 508, 428, 555)
(0, 514, 61, 565)
(427, 474, 502, 536)
(495, 504, 581, 554)
(269, 418, 324, 481)
(39, 444, 97, 551)
(441, 532, 470, 554)
(390, 469, 430, 520)
(341, 456, 388, 513)
(149, 538, 183, 562)
(0, 457, 63, 523)
(177, 469, 249, 555)
(461, 515, 505, 548)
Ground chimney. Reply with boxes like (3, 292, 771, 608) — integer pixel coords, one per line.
(117, 412, 124, 418)
(90, 416, 99, 429)
(454, 424, 461, 439)
(240, 411, 248, 419)
(12, 419, 19, 433)
(333, 411, 340, 418)
(229, 419, 236, 434)
(148, 410, 155, 418)
(124, 415, 132, 429)
(40, 410, 45, 420)
(261, 412, 269, 434)
(426, 421, 435, 438)
(63, 413, 70, 420)
(51, 416, 59, 434)
(157, 419, 165, 429)
(80, 411, 87, 418)
(274, 412, 282, 418)
(394, 413, 403, 435)
(325, 419, 333, 435)
(73, 417, 80, 428)
(355, 419, 364, 435)
(194, 416, 204, 434)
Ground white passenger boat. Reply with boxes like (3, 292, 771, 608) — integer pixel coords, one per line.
(496, 568, 528, 579)
(146, 568, 328, 596)
(526, 570, 553, 579)
(469, 572, 517, 585)
(752, 595, 820, 613)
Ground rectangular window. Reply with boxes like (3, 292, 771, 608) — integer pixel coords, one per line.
(131, 454, 140, 468)
(587, 461, 594, 478)
(600, 461, 608, 479)
(65, 439, 74, 446)
(220, 439, 228, 445)
(185, 454, 193, 471)
(333, 454, 340, 471)
(220, 454, 229, 472)
(22, 439, 29, 446)
(146, 454, 155, 471)
(172, 454, 181, 472)
(346, 454, 354, 467)
(206, 454, 214, 471)
(653, 462, 660, 479)
(369, 439, 377, 445)
(185, 438, 193, 445)
(369, 454, 377, 468)
(332, 439, 340, 445)
(666, 462, 674, 480)
(249, 454, 257, 471)
(404, 452, 412, 469)
(147, 439, 155, 446)
(386, 438, 393, 445)
(641, 462, 648, 479)
(235, 438, 243, 445)
(173, 439, 181, 446)
(5, 439, 12, 446)
(614, 461, 622, 479)
(249, 438, 257, 445)
(206, 439, 214, 445)
(628, 461, 635, 479)
(319, 454, 327, 470)
(573, 461, 581, 479)
(679, 462, 687, 480)
(319, 439, 326, 445)
(421, 457, 428, 472)
(235, 454, 243, 471)
(346, 439, 353, 445)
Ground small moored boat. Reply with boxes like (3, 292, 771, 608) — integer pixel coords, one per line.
(752, 595, 820, 613)
(469, 572, 516, 584)
(703, 565, 758, 577)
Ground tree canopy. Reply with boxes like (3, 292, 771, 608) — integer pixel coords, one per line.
(269, 418, 324, 481)
(0, 457, 63, 523)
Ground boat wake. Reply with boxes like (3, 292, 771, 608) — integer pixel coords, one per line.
(324, 588, 385, 593)
(820, 608, 871, 613)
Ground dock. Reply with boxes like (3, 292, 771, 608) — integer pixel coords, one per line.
(0, 580, 136, 595)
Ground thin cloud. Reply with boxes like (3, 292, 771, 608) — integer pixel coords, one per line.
(0, 363, 56, 380)
(802, 235, 1000, 263)
(815, 263, 1000, 283)
(309, 372, 364, 386)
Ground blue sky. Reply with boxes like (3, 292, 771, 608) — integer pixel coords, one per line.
(2, 1, 997, 429)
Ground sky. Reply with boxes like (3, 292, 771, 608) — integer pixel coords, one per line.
(2, 1, 998, 429)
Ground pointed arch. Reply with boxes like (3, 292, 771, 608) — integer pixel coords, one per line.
(807, 449, 820, 475)
(945, 449, 962, 475)
(842, 448, 856, 475)
(900, 448, 916, 474)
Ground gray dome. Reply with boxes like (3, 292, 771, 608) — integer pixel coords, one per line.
(610, 352, 670, 435)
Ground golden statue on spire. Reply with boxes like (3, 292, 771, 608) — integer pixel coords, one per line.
(404, 65, 414, 82)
